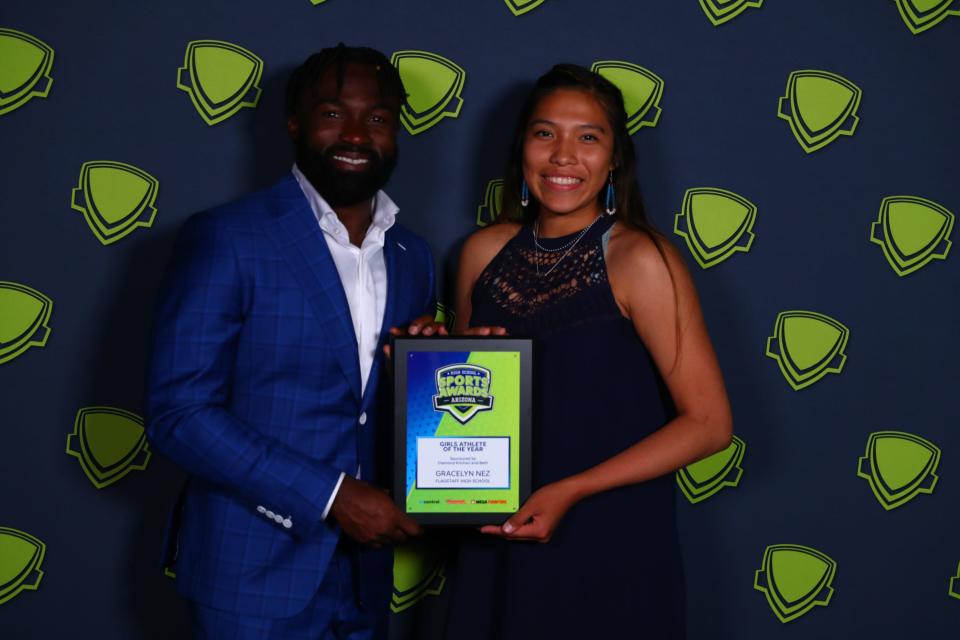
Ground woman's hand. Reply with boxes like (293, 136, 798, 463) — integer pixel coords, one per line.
(480, 478, 582, 543)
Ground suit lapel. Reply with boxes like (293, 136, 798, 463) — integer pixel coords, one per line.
(264, 177, 362, 402)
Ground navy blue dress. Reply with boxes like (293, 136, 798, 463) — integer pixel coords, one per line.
(444, 215, 685, 639)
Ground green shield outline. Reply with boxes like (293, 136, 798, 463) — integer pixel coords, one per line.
(504, 0, 546, 16)
(777, 70, 861, 153)
(0, 28, 54, 116)
(590, 61, 663, 134)
(857, 430, 940, 510)
(70, 160, 159, 245)
(699, 0, 765, 26)
(176, 39, 263, 126)
(391, 50, 465, 136)
(434, 301, 457, 333)
(66, 406, 151, 489)
(754, 544, 836, 623)
(391, 542, 447, 613)
(476, 178, 504, 228)
(674, 187, 757, 269)
(0, 527, 45, 605)
(677, 435, 745, 503)
(765, 310, 849, 391)
(950, 562, 960, 600)
(870, 195, 953, 276)
(893, 0, 960, 34)
(0, 281, 53, 365)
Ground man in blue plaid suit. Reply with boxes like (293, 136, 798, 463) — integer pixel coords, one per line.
(147, 45, 438, 638)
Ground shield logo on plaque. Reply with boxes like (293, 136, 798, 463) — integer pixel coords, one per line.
(870, 196, 953, 276)
(0, 527, 45, 606)
(699, 0, 765, 26)
(391, 541, 447, 613)
(391, 50, 465, 136)
(0, 281, 53, 365)
(433, 364, 493, 424)
(754, 544, 836, 622)
(66, 407, 151, 489)
(177, 40, 263, 125)
(0, 29, 54, 116)
(590, 61, 663, 135)
(504, 0, 547, 15)
(70, 161, 159, 245)
(766, 311, 848, 391)
(893, 0, 960, 34)
(777, 70, 861, 153)
(674, 187, 757, 269)
(477, 179, 504, 228)
(857, 431, 940, 510)
(677, 435, 745, 503)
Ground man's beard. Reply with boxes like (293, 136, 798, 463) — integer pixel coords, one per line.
(297, 143, 397, 208)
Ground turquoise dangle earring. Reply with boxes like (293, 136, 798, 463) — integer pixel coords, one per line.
(521, 180, 530, 207)
(605, 170, 616, 215)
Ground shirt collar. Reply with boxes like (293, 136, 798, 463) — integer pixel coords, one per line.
(292, 164, 398, 247)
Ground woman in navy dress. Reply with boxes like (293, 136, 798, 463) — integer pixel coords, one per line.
(445, 65, 733, 639)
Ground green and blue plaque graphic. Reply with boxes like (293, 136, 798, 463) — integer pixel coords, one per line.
(678, 435, 745, 503)
(590, 61, 663, 134)
(71, 161, 159, 245)
(699, 0, 764, 26)
(893, 0, 960, 34)
(391, 50, 465, 136)
(391, 540, 447, 613)
(766, 311, 848, 391)
(0, 527, 45, 606)
(778, 70, 861, 153)
(0, 281, 52, 365)
(857, 431, 939, 510)
(0, 29, 54, 116)
(405, 350, 520, 514)
(754, 544, 836, 623)
(504, 0, 546, 15)
(674, 187, 757, 269)
(66, 407, 151, 489)
(870, 196, 953, 276)
(177, 40, 263, 125)
(477, 178, 504, 228)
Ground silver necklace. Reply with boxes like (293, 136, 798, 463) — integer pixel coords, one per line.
(533, 214, 602, 277)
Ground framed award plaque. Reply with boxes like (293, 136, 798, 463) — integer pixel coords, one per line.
(393, 337, 532, 526)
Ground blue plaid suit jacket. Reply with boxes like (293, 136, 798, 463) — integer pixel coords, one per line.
(146, 174, 435, 618)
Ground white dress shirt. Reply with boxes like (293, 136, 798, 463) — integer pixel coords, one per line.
(292, 165, 398, 520)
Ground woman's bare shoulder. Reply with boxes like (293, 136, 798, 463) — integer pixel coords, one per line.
(460, 222, 523, 273)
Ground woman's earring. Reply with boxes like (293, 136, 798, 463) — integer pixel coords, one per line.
(521, 180, 530, 208)
(605, 171, 616, 215)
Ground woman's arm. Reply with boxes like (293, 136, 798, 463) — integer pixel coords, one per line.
(485, 226, 732, 541)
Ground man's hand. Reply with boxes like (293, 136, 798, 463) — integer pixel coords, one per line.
(330, 476, 423, 546)
(383, 314, 449, 361)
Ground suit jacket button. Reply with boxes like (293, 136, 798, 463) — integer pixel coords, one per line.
(359, 412, 367, 425)
(256, 506, 266, 514)
(265, 510, 275, 519)
(273, 514, 284, 523)
(282, 518, 293, 529)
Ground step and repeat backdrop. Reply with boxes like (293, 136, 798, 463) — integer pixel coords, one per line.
(2, 1, 958, 638)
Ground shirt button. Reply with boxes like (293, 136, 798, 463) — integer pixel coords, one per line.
(282, 518, 293, 529)
(256, 506, 266, 514)
(359, 412, 367, 426)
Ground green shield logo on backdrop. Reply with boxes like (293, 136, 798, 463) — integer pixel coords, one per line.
(391, 540, 447, 613)
(70, 161, 159, 245)
(677, 435, 745, 503)
(0, 281, 52, 365)
(674, 187, 757, 269)
(870, 196, 953, 276)
(391, 51, 465, 135)
(0, 29, 54, 116)
(893, 0, 960, 34)
(177, 40, 263, 125)
(766, 311, 849, 391)
(66, 407, 151, 489)
(778, 70, 861, 153)
(590, 61, 663, 134)
(699, 0, 765, 26)
(857, 431, 939, 510)
(477, 179, 504, 228)
(0, 527, 45, 605)
(950, 563, 960, 600)
(434, 301, 457, 333)
(504, 0, 546, 15)
(754, 544, 836, 622)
